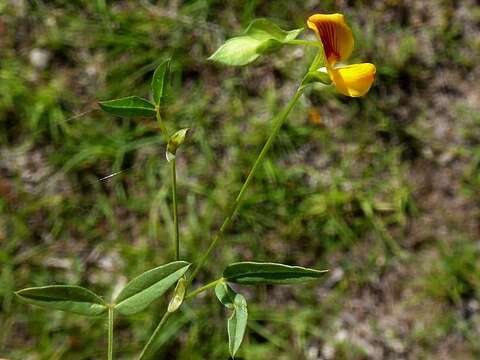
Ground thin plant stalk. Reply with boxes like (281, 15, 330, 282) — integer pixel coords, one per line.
(155, 107, 169, 141)
(171, 159, 179, 260)
(156, 107, 180, 259)
(108, 306, 114, 360)
(185, 278, 224, 300)
(286, 39, 321, 47)
(188, 87, 304, 283)
(137, 311, 171, 360)
(138, 88, 305, 358)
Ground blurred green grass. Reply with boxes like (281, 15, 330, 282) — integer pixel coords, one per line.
(1, 0, 480, 359)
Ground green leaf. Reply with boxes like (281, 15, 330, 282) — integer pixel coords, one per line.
(215, 282, 248, 358)
(151, 59, 171, 106)
(244, 18, 303, 43)
(15, 285, 107, 316)
(215, 281, 237, 309)
(166, 128, 189, 162)
(167, 277, 186, 313)
(99, 96, 156, 118)
(209, 18, 303, 66)
(209, 37, 264, 66)
(223, 262, 328, 285)
(228, 293, 248, 358)
(115, 261, 190, 315)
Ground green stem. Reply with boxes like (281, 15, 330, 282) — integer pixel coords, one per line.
(108, 306, 114, 360)
(185, 278, 223, 300)
(138, 86, 305, 360)
(155, 107, 180, 259)
(155, 106, 169, 141)
(286, 39, 321, 47)
(171, 159, 179, 260)
(137, 311, 171, 360)
(188, 87, 304, 283)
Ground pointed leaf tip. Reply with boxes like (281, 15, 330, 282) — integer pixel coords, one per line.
(15, 285, 107, 316)
(215, 282, 248, 358)
(223, 262, 328, 285)
(245, 18, 304, 43)
(99, 96, 156, 118)
(152, 59, 171, 106)
(229, 293, 247, 358)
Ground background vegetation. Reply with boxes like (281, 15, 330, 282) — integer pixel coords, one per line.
(1, 0, 479, 359)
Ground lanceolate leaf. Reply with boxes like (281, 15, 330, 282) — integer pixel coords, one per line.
(15, 285, 107, 316)
(209, 18, 304, 66)
(151, 59, 171, 106)
(215, 282, 248, 358)
(99, 96, 156, 118)
(115, 261, 190, 315)
(223, 262, 328, 285)
(228, 293, 248, 358)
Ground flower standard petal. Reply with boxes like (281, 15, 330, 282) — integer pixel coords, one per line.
(307, 13, 354, 65)
(328, 63, 376, 97)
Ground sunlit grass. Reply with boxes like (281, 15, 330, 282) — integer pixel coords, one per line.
(1, 0, 479, 359)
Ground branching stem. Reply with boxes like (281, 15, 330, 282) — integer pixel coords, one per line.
(188, 87, 304, 283)
(185, 278, 224, 300)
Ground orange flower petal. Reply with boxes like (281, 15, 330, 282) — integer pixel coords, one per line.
(307, 13, 354, 65)
(328, 63, 376, 97)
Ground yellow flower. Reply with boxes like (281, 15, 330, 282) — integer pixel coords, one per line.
(307, 13, 376, 97)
